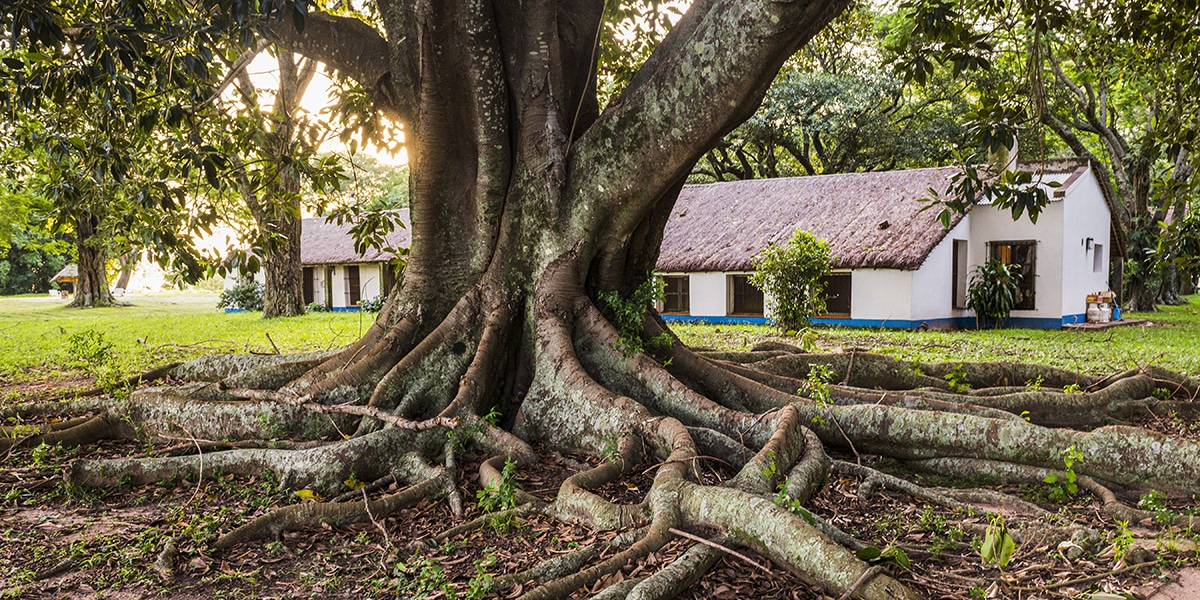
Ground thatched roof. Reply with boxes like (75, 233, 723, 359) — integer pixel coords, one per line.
(51, 264, 78, 282)
(657, 167, 968, 272)
(300, 210, 411, 266)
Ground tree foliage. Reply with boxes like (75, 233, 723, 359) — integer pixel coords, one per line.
(750, 230, 832, 331)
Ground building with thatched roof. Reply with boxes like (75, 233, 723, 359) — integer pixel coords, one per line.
(298, 212, 411, 310)
(655, 159, 1119, 329)
(225, 211, 411, 311)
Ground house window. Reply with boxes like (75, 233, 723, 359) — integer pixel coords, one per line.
(989, 241, 1036, 310)
(1093, 243, 1104, 273)
(952, 239, 968, 309)
(821, 273, 852, 315)
(729, 274, 764, 316)
(345, 265, 361, 306)
(662, 275, 690, 314)
(302, 267, 314, 305)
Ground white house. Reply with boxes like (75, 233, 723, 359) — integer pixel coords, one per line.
(226, 210, 411, 311)
(655, 159, 1123, 329)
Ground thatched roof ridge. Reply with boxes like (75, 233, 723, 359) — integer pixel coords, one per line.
(51, 264, 78, 282)
(657, 167, 968, 273)
(300, 210, 411, 266)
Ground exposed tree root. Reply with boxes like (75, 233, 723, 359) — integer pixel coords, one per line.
(13, 277, 1200, 599)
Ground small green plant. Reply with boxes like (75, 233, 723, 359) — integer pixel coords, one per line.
(980, 514, 1016, 568)
(1043, 445, 1084, 502)
(969, 586, 987, 599)
(749, 229, 833, 331)
(1152, 387, 1173, 400)
(599, 276, 667, 355)
(1025, 375, 1044, 392)
(217, 279, 265, 311)
(801, 364, 835, 426)
(477, 458, 522, 533)
(305, 301, 328, 313)
(856, 544, 911, 570)
(1139, 490, 1176, 525)
(944, 364, 972, 393)
(1063, 383, 1082, 394)
(967, 259, 1023, 328)
(393, 553, 455, 598)
(464, 550, 498, 600)
(1112, 519, 1134, 563)
(772, 485, 814, 523)
(904, 360, 925, 378)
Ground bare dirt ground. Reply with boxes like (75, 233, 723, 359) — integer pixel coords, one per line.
(2, 378, 1198, 599)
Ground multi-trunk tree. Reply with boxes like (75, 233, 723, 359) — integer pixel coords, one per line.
(6, 1, 1200, 597)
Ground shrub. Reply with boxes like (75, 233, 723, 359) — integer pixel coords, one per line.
(306, 302, 328, 313)
(359, 295, 384, 313)
(218, 279, 265, 311)
(750, 230, 832, 331)
(967, 259, 1022, 328)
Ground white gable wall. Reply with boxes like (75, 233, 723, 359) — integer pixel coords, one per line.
(969, 198, 1066, 322)
(1058, 169, 1112, 317)
(910, 216, 972, 322)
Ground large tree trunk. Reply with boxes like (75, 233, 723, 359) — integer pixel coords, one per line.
(16, 3, 1200, 598)
(70, 213, 114, 308)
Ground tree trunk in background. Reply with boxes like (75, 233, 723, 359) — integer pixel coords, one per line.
(70, 214, 113, 308)
(260, 205, 305, 317)
(113, 250, 137, 291)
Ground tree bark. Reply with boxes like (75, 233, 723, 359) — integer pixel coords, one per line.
(70, 213, 114, 307)
(113, 250, 137, 291)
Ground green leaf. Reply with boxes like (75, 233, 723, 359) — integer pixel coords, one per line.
(856, 546, 883, 561)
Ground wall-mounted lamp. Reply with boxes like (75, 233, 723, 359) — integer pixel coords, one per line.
(1084, 237, 1094, 251)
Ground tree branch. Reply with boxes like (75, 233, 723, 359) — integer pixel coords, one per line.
(268, 11, 413, 124)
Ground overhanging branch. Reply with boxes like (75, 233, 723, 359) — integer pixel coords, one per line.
(268, 11, 414, 124)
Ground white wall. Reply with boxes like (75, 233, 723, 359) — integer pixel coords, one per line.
(969, 196, 1066, 321)
(910, 217, 972, 321)
(850, 269, 912, 322)
(1058, 169, 1112, 316)
(309, 267, 327, 307)
(688, 272, 728, 317)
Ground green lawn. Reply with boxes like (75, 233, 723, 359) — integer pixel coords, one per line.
(0, 292, 369, 385)
(672, 294, 1200, 376)
(1, 292, 1195, 390)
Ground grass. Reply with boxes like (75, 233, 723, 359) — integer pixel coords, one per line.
(0, 292, 370, 385)
(672, 294, 1200, 376)
(0, 291, 1196, 390)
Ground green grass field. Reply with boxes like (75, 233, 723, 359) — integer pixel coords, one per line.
(0, 292, 369, 385)
(673, 294, 1200, 376)
(0, 292, 1195, 389)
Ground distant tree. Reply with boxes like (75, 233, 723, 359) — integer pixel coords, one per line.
(207, 46, 345, 318)
(0, 228, 74, 295)
(0, 1, 219, 306)
(693, 5, 972, 182)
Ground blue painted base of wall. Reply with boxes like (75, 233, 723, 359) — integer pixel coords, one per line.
(662, 313, 1088, 330)
(224, 307, 364, 313)
(661, 315, 770, 325)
